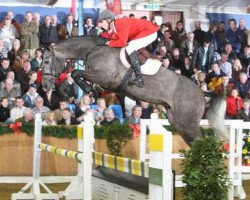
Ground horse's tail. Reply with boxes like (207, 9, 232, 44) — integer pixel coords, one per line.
(206, 95, 229, 140)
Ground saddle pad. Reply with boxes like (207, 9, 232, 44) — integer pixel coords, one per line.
(120, 47, 162, 75)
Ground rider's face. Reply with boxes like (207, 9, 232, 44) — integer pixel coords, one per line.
(98, 20, 109, 31)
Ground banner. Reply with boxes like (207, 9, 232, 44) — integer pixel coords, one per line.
(105, 0, 122, 15)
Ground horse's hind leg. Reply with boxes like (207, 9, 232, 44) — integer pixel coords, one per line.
(71, 69, 92, 93)
(166, 107, 203, 145)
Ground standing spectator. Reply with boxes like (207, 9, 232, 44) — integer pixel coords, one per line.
(126, 105, 142, 124)
(84, 17, 98, 36)
(219, 51, 232, 79)
(100, 108, 120, 125)
(0, 71, 21, 91)
(0, 97, 10, 123)
(95, 97, 107, 125)
(20, 11, 39, 57)
(171, 48, 184, 70)
(30, 48, 43, 71)
(180, 32, 199, 59)
(171, 21, 186, 48)
(162, 56, 175, 71)
(191, 38, 214, 73)
(22, 83, 40, 108)
(10, 96, 26, 122)
(40, 88, 59, 111)
(0, 17, 19, 50)
(8, 39, 21, 65)
(232, 58, 243, 82)
(237, 99, 250, 121)
(15, 107, 34, 124)
(226, 18, 243, 53)
(0, 11, 20, 35)
(238, 18, 248, 50)
(193, 21, 206, 46)
(39, 15, 58, 48)
(224, 42, 238, 63)
(58, 14, 78, 40)
(0, 58, 12, 81)
(235, 72, 250, 99)
(238, 45, 250, 68)
(32, 96, 50, 119)
(57, 71, 78, 100)
(58, 108, 78, 125)
(0, 39, 8, 59)
(216, 21, 227, 53)
(226, 88, 243, 119)
(206, 22, 219, 52)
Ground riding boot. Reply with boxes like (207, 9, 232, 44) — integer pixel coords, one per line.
(128, 51, 144, 88)
(75, 78, 92, 94)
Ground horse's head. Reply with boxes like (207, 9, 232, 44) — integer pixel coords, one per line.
(41, 47, 64, 91)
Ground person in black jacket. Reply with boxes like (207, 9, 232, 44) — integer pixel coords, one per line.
(58, 108, 78, 125)
(39, 15, 58, 48)
(0, 97, 10, 123)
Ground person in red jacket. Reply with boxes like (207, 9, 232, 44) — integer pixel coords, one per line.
(97, 10, 159, 88)
(226, 88, 243, 119)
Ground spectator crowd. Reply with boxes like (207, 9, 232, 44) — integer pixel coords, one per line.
(0, 10, 250, 127)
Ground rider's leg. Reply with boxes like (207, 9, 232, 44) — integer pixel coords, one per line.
(126, 32, 158, 87)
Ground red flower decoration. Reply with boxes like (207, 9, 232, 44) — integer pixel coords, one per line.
(129, 124, 141, 138)
(9, 122, 22, 135)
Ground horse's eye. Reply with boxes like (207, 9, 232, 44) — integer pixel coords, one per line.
(44, 61, 49, 64)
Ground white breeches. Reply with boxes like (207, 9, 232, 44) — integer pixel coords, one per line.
(126, 32, 157, 55)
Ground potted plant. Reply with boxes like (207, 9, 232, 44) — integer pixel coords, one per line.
(180, 136, 230, 200)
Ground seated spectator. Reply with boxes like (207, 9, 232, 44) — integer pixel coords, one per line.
(163, 30, 175, 53)
(0, 11, 20, 35)
(15, 60, 32, 87)
(162, 56, 175, 71)
(0, 39, 8, 60)
(0, 77, 20, 108)
(32, 96, 50, 120)
(22, 83, 40, 108)
(171, 21, 187, 48)
(140, 101, 152, 119)
(224, 42, 238, 63)
(0, 58, 12, 81)
(0, 17, 19, 50)
(42, 111, 57, 125)
(180, 32, 199, 59)
(10, 96, 26, 123)
(236, 99, 250, 121)
(40, 88, 59, 111)
(238, 45, 250, 68)
(75, 94, 91, 123)
(216, 21, 227, 52)
(95, 97, 107, 125)
(100, 108, 120, 126)
(171, 48, 184, 70)
(12, 49, 30, 72)
(219, 51, 232, 79)
(124, 96, 136, 117)
(58, 108, 78, 125)
(126, 105, 142, 124)
(8, 39, 21, 65)
(0, 71, 21, 91)
(152, 107, 166, 119)
(235, 72, 250, 99)
(15, 107, 34, 124)
(0, 97, 10, 123)
(192, 71, 206, 87)
(206, 62, 226, 85)
(30, 48, 43, 71)
(21, 71, 41, 95)
(57, 71, 78, 101)
(54, 99, 68, 122)
(182, 56, 193, 78)
(214, 75, 234, 98)
(39, 15, 58, 48)
(226, 88, 243, 119)
(232, 58, 243, 82)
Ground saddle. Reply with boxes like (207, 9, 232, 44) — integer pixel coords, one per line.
(120, 47, 162, 75)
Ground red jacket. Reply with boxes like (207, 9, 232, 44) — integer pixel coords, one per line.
(105, 18, 159, 48)
(226, 95, 243, 118)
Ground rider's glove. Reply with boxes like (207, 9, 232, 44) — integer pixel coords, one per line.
(96, 37, 109, 46)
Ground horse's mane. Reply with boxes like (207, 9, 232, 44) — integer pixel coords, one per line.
(56, 35, 97, 47)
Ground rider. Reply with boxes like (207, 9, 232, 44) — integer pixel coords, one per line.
(97, 10, 159, 88)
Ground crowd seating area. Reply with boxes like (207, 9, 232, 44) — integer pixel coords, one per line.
(0, 10, 249, 126)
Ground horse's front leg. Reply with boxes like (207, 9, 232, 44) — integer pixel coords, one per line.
(71, 69, 92, 93)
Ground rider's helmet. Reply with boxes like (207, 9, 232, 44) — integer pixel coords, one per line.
(97, 10, 116, 22)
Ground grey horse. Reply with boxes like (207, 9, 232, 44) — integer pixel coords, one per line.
(41, 36, 228, 144)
